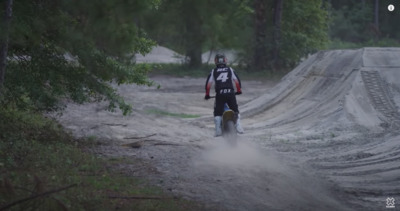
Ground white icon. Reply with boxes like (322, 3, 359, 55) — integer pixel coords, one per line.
(386, 197, 395, 208)
(388, 4, 395, 12)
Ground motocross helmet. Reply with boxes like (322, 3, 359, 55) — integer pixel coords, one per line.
(214, 54, 227, 65)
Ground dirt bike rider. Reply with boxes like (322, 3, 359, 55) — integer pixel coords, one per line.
(204, 53, 244, 136)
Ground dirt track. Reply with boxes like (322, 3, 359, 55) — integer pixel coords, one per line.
(58, 48, 400, 211)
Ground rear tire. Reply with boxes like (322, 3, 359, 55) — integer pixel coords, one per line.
(224, 120, 237, 146)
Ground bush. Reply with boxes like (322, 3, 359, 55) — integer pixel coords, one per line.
(0, 109, 200, 210)
(329, 38, 400, 49)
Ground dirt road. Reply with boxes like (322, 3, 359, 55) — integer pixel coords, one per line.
(58, 48, 400, 210)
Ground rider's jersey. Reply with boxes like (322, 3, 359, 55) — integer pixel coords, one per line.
(205, 65, 241, 96)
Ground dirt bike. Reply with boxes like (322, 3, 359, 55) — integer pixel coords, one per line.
(221, 103, 238, 145)
(209, 97, 238, 146)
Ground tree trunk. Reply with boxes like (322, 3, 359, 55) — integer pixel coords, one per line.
(253, 0, 268, 71)
(374, 0, 379, 31)
(272, 0, 283, 69)
(0, 0, 13, 92)
(185, 20, 203, 67)
(183, 1, 203, 68)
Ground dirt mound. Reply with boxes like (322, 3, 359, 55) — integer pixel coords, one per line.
(241, 48, 400, 132)
(202, 50, 239, 65)
(240, 47, 400, 210)
(135, 45, 185, 63)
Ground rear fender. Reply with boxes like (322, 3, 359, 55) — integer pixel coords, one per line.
(222, 110, 237, 126)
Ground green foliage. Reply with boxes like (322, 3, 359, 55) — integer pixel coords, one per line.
(0, 109, 65, 145)
(200, 0, 254, 51)
(329, 38, 400, 49)
(279, 0, 329, 67)
(141, 0, 400, 71)
(328, 0, 400, 46)
(239, 0, 329, 69)
(4, 0, 399, 113)
(1, 0, 158, 114)
(150, 63, 287, 80)
(329, 2, 373, 42)
(380, 0, 400, 39)
(0, 108, 201, 210)
(140, 0, 253, 67)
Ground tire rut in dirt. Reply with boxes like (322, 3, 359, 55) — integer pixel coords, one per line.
(361, 70, 400, 129)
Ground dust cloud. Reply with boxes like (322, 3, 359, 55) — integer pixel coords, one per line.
(197, 138, 282, 170)
(188, 138, 350, 211)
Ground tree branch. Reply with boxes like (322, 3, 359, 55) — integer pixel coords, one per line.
(108, 195, 175, 200)
(123, 133, 156, 140)
(0, 184, 77, 210)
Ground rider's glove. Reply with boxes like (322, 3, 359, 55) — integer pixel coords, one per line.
(235, 91, 242, 95)
(204, 95, 211, 100)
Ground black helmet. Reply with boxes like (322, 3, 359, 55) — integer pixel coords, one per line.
(214, 54, 227, 65)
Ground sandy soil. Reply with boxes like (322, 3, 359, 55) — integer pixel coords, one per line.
(58, 48, 400, 211)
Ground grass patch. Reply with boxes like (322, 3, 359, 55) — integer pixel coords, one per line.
(146, 108, 201, 118)
(328, 38, 400, 49)
(0, 108, 202, 210)
(148, 63, 287, 81)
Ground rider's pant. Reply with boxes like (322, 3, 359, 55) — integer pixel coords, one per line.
(214, 92, 239, 116)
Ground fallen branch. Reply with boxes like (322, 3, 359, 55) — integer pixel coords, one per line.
(153, 142, 182, 146)
(108, 195, 175, 200)
(123, 134, 156, 140)
(103, 123, 128, 127)
(121, 139, 157, 148)
(0, 184, 77, 211)
(122, 140, 182, 148)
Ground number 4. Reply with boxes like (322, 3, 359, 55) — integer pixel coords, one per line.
(216, 72, 228, 82)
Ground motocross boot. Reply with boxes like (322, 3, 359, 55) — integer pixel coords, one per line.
(235, 113, 244, 134)
(214, 116, 222, 137)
